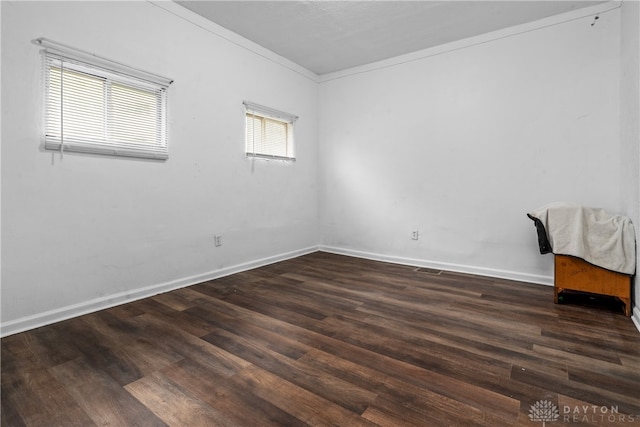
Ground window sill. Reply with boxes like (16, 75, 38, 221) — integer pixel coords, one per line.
(246, 153, 296, 162)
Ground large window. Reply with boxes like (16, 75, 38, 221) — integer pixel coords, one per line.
(244, 101, 297, 161)
(38, 38, 172, 160)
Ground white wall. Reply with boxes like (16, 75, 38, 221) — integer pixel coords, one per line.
(319, 7, 622, 283)
(1, 1, 319, 334)
(2, 1, 636, 335)
(620, 0, 640, 325)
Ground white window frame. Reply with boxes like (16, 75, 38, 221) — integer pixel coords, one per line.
(244, 101, 297, 161)
(36, 38, 173, 160)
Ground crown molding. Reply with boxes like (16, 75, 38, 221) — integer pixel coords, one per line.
(148, 0, 320, 83)
(319, 1, 621, 83)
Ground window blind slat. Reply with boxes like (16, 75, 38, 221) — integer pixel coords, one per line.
(42, 47, 170, 160)
(244, 103, 296, 161)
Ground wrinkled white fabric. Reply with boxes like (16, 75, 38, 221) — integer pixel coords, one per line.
(528, 202, 636, 275)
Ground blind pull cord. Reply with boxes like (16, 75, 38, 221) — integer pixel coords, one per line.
(251, 110, 256, 172)
(60, 60, 65, 158)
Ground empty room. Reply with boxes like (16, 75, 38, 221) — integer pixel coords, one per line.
(2, 0, 639, 425)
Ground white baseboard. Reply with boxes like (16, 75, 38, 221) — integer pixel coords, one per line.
(5, 245, 633, 337)
(319, 245, 554, 286)
(632, 306, 640, 335)
(0, 246, 319, 337)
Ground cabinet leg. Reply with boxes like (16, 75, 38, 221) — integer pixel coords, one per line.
(621, 298, 631, 317)
(554, 286, 560, 304)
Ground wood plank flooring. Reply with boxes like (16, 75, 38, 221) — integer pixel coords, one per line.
(2, 252, 639, 426)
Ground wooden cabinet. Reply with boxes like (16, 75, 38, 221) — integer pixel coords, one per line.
(554, 255, 632, 316)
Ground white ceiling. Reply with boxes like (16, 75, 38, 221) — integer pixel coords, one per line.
(176, 1, 607, 75)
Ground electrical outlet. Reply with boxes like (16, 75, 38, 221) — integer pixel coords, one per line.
(214, 234, 222, 247)
(411, 230, 419, 240)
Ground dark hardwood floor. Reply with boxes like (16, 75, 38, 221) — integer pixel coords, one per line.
(2, 252, 639, 426)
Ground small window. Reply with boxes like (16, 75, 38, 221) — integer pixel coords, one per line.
(244, 101, 297, 161)
(38, 38, 172, 160)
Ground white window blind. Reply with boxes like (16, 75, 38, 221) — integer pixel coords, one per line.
(37, 38, 172, 160)
(244, 101, 297, 161)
